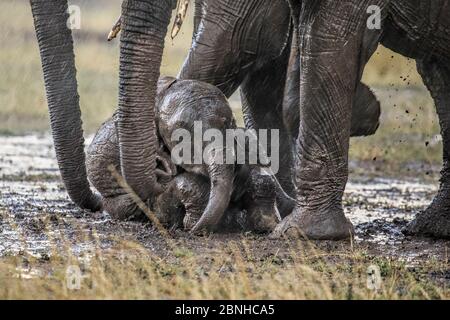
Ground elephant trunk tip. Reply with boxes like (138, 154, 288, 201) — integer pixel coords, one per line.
(190, 166, 235, 234)
(81, 193, 103, 212)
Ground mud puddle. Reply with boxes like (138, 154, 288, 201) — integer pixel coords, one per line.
(0, 135, 448, 267)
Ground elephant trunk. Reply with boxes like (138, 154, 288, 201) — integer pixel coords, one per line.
(191, 163, 235, 234)
(117, 0, 173, 200)
(30, 0, 101, 211)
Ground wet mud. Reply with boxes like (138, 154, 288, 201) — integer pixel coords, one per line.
(0, 135, 448, 271)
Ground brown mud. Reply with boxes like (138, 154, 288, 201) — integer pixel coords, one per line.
(0, 135, 448, 275)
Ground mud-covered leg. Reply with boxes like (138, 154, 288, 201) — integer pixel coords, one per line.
(155, 173, 210, 231)
(271, 0, 384, 240)
(240, 51, 297, 218)
(283, 57, 380, 138)
(405, 59, 450, 239)
(282, 13, 380, 140)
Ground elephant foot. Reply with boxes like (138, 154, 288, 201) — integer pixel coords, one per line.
(270, 206, 354, 240)
(403, 201, 450, 239)
(246, 205, 281, 234)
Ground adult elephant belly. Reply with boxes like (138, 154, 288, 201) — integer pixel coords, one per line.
(381, 0, 450, 63)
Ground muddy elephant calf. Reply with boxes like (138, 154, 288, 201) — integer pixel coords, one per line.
(87, 77, 280, 234)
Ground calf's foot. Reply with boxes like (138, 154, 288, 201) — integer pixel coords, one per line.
(270, 206, 354, 240)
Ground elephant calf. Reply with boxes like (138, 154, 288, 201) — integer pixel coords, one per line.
(87, 77, 280, 234)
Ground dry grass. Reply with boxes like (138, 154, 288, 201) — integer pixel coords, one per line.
(1, 236, 448, 300)
(0, 204, 448, 300)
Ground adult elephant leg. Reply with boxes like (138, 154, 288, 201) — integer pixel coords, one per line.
(179, 0, 291, 98)
(240, 51, 296, 218)
(283, 26, 381, 139)
(350, 24, 382, 138)
(30, 0, 101, 211)
(283, 14, 301, 139)
(284, 58, 380, 139)
(405, 59, 450, 239)
(178, 0, 250, 96)
(272, 0, 383, 240)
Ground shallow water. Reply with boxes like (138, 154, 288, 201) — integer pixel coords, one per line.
(0, 135, 448, 264)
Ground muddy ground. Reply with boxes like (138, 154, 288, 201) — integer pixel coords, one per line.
(0, 135, 448, 275)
